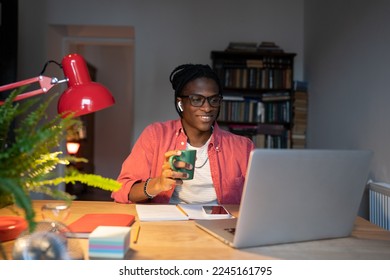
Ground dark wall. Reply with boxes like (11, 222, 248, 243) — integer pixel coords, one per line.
(0, 0, 18, 100)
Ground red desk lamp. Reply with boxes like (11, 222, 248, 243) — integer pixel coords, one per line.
(0, 53, 115, 117)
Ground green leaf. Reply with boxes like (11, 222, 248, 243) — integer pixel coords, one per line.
(0, 87, 121, 235)
(0, 178, 36, 232)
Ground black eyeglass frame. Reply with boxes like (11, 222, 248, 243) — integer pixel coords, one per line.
(178, 94, 223, 108)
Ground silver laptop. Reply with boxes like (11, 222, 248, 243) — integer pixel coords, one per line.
(195, 149, 372, 248)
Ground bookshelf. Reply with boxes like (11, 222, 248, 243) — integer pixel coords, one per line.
(211, 49, 297, 148)
(291, 82, 308, 149)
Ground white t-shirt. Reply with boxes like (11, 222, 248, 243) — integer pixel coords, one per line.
(170, 138, 217, 204)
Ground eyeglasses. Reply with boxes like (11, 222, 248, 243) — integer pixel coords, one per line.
(179, 94, 223, 108)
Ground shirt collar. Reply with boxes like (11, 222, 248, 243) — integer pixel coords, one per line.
(174, 119, 222, 151)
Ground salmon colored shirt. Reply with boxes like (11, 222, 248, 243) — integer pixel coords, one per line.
(112, 119, 255, 204)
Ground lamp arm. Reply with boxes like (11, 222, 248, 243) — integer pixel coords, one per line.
(0, 76, 68, 105)
(0, 53, 115, 116)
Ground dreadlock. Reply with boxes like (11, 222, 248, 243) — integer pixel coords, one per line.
(169, 64, 222, 115)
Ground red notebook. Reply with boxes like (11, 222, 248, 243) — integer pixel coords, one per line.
(67, 213, 135, 238)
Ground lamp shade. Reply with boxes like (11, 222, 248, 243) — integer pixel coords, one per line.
(66, 142, 81, 155)
(58, 54, 115, 117)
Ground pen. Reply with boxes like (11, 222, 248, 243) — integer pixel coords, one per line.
(133, 225, 140, 244)
(176, 205, 189, 217)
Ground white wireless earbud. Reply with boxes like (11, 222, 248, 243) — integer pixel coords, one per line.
(178, 101, 183, 112)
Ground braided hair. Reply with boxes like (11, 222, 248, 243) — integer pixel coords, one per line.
(169, 64, 222, 116)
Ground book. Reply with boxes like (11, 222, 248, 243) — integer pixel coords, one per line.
(67, 213, 135, 238)
(262, 92, 291, 101)
(257, 41, 284, 53)
(136, 204, 190, 221)
(246, 59, 263, 68)
(294, 80, 308, 91)
(226, 42, 258, 52)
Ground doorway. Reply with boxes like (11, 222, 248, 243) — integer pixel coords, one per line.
(48, 25, 135, 200)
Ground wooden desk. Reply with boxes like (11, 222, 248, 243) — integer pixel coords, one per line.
(1, 200, 390, 260)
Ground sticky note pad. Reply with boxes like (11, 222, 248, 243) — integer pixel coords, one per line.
(89, 226, 131, 259)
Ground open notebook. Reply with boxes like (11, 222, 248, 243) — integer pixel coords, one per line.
(195, 149, 372, 248)
(136, 204, 233, 221)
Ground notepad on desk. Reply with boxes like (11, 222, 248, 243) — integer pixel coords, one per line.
(136, 204, 190, 221)
(136, 204, 233, 221)
(67, 213, 135, 238)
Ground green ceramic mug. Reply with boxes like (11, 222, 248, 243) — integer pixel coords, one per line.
(169, 150, 196, 180)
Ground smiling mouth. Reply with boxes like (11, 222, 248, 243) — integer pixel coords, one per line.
(199, 115, 214, 122)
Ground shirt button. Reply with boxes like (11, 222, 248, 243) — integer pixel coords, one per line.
(181, 141, 185, 146)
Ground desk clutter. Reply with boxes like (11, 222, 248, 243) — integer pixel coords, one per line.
(68, 213, 134, 259)
(6, 213, 135, 260)
(2, 200, 390, 260)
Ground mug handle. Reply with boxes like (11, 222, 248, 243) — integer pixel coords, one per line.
(169, 155, 179, 171)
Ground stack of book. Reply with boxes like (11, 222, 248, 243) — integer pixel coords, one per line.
(227, 123, 289, 149)
(225, 41, 284, 53)
(292, 81, 308, 149)
(257, 41, 284, 53)
(226, 42, 258, 52)
(218, 96, 265, 123)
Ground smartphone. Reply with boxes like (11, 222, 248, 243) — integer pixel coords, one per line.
(202, 205, 231, 217)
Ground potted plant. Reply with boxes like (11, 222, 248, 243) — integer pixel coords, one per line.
(0, 87, 121, 234)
